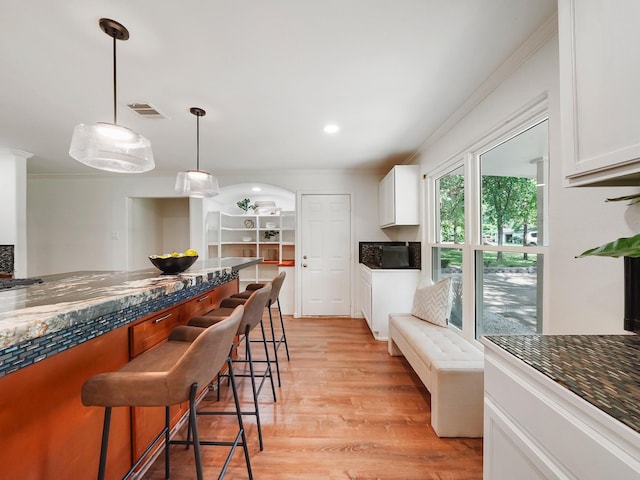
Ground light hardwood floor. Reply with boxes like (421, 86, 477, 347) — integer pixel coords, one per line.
(143, 316, 483, 479)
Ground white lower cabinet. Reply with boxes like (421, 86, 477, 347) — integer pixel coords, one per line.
(483, 340, 640, 480)
(359, 264, 420, 341)
(277, 265, 294, 315)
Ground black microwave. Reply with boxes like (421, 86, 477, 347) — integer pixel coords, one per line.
(381, 245, 410, 269)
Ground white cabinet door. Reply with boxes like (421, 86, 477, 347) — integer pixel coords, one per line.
(560, 0, 640, 186)
(379, 165, 419, 227)
(378, 171, 394, 227)
(277, 265, 295, 315)
(360, 266, 372, 328)
(360, 265, 420, 340)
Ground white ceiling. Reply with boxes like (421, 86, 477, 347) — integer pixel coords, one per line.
(0, 0, 556, 176)
(481, 119, 549, 178)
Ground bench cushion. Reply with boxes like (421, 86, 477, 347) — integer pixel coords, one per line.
(392, 313, 483, 368)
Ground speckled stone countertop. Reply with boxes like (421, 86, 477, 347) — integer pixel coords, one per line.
(0, 258, 260, 374)
(483, 334, 640, 435)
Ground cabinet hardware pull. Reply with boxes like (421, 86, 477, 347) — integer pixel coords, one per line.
(154, 313, 172, 324)
(197, 295, 209, 302)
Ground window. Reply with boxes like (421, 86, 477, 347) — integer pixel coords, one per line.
(436, 166, 465, 244)
(432, 246, 463, 329)
(476, 120, 547, 338)
(433, 166, 465, 330)
(429, 116, 548, 340)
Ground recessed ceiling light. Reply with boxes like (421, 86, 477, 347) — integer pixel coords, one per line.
(252, 186, 261, 192)
(324, 124, 340, 134)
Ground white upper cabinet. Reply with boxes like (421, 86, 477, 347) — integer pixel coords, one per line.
(560, 0, 640, 186)
(379, 165, 419, 227)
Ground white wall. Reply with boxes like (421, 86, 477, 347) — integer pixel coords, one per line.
(27, 174, 179, 275)
(26, 170, 386, 305)
(418, 33, 640, 334)
(158, 198, 190, 253)
(129, 198, 162, 271)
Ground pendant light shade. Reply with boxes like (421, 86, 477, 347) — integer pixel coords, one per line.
(175, 169, 220, 198)
(69, 18, 154, 173)
(69, 123, 153, 173)
(175, 107, 220, 198)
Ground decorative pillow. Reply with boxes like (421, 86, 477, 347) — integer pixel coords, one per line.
(411, 277, 453, 327)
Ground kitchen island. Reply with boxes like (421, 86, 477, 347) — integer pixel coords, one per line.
(483, 334, 640, 479)
(0, 257, 260, 480)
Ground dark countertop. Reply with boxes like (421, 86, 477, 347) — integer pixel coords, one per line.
(0, 257, 260, 351)
(360, 262, 421, 270)
(483, 334, 640, 435)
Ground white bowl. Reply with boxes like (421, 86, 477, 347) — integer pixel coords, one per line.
(242, 236, 252, 242)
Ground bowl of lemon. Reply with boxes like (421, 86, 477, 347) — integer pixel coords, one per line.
(149, 249, 199, 274)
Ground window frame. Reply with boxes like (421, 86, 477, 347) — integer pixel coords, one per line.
(425, 95, 550, 344)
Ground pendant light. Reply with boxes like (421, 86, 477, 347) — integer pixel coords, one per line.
(69, 18, 154, 173)
(174, 107, 220, 198)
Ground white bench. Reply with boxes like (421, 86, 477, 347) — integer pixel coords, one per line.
(388, 313, 484, 437)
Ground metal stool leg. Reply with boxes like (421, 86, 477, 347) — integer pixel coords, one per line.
(267, 302, 282, 386)
(165, 407, 170, 478)
(276, 298, 290, 361)
(258, 318, 278, 400)
(244, 327, 265, 451)
(218, 321, 278, 451)
(97, 407, 111, 480)
(227, 357, 253, 480)
(188, 384, 204, 480)
(193, 356, 254, 479)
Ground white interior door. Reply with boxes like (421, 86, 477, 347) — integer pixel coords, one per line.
(300, 194, 351, 316)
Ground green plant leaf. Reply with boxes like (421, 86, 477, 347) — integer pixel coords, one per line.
(576, 233, 640, 258)
(237, 198, 252, 212)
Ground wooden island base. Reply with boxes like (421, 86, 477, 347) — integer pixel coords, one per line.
(0, 279, 238, 480)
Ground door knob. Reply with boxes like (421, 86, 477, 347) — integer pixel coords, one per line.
(303, 255, 308, 259)
(302, 264, 307, 268)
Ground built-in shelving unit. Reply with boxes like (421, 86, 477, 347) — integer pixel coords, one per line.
(206, 211, 295, 290)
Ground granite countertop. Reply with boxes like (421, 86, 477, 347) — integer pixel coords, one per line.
(483, 334, 640, 435)
(0, 257, 261, 350)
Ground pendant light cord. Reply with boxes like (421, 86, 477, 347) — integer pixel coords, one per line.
(189, 107, 206, 171)
(112, 35, 118, 125)
(196, 114, 200, 170)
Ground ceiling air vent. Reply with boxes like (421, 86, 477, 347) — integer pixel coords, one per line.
(126, 103, 166, 119)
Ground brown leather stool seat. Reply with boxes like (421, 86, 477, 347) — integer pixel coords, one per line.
(82, 306, 252, 480)
(230, 272, 289, 386)
(189, 284, 274, 451)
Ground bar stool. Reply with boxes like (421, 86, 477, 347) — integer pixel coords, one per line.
(81, 306, 252, 480)
(188, 284, 274, 451)
(230, 272, 289, 386)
